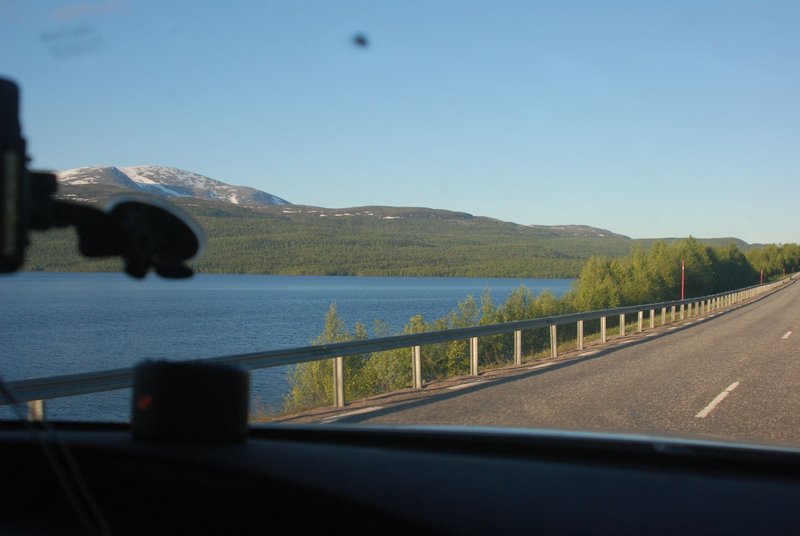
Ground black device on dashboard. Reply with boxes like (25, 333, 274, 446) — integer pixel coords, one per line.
(0, 78, 28, 272)
(0, 77, 203, 278)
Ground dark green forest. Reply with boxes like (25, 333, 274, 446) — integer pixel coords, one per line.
(23, 199, 634, 277)
(21, 194, 782, 279)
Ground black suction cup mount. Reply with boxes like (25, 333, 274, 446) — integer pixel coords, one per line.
(105, 195, 205, 278)
(1, 76, 205, 278)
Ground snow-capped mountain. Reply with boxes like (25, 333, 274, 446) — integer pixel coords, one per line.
(56, 165, 291, 206)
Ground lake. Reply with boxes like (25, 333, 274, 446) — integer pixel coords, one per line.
(0, 273, 574, 420)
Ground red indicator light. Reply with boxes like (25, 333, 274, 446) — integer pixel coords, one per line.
(137, 394, 155, 411)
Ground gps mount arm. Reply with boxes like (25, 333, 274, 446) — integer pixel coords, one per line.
(1, 78, 203, 278)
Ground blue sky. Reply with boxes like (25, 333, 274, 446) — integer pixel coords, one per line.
(2, 0, 799, 244)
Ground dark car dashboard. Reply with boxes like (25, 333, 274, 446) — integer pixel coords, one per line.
(1, 421, 799, 535)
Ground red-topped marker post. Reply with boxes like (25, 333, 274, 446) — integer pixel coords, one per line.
(681, 258, 685, 301)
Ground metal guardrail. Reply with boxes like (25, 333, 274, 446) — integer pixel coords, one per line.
(2, 277, 794, 416)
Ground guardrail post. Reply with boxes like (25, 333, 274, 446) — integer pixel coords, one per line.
(470, 337, 479, 376)
(661, 307, 666, 325)
(688, 302, 692, 317)
(412, 346, 422, 389)
(577, 321, 584, 350)
(679, 304, 685, 320)
(333, 357, 345, 407)
(27, 400, 45, 422)
(649, 309, 655, 329)
(550, 325, 558, 358)
(514, 330, 522, 365)
(601, 316, 607, 343)
(619, 314, 626, 337)
(671, 306, 676, 322)
(637, 311, 643, 332)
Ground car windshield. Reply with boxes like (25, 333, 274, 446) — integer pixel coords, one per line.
(2, 0, 799, 448)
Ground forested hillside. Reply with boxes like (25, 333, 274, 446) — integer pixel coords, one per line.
(23, 188, 769, 278)
(24, 193, 637, 277)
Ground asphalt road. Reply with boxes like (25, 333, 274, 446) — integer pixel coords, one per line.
(345, 281, 800, 446)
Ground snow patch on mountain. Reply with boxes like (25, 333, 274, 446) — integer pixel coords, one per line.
(56, 165, 291, 207)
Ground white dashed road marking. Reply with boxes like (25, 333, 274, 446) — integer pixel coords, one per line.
(695, 382, 740, 419)
(782, 331, 792, 340)
(447, 381, 483, 391)
(320, 406, 383, 423)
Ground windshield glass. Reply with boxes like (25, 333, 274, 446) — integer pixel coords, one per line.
(2, 1, 799, 447)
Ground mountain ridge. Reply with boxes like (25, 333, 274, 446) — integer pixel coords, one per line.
(32, 165, 756, 278)
(54, 165, 754, 245)
(53, 165, 634, 240)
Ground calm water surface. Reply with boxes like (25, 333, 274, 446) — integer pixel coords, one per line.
(0, 273, 573, 420)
